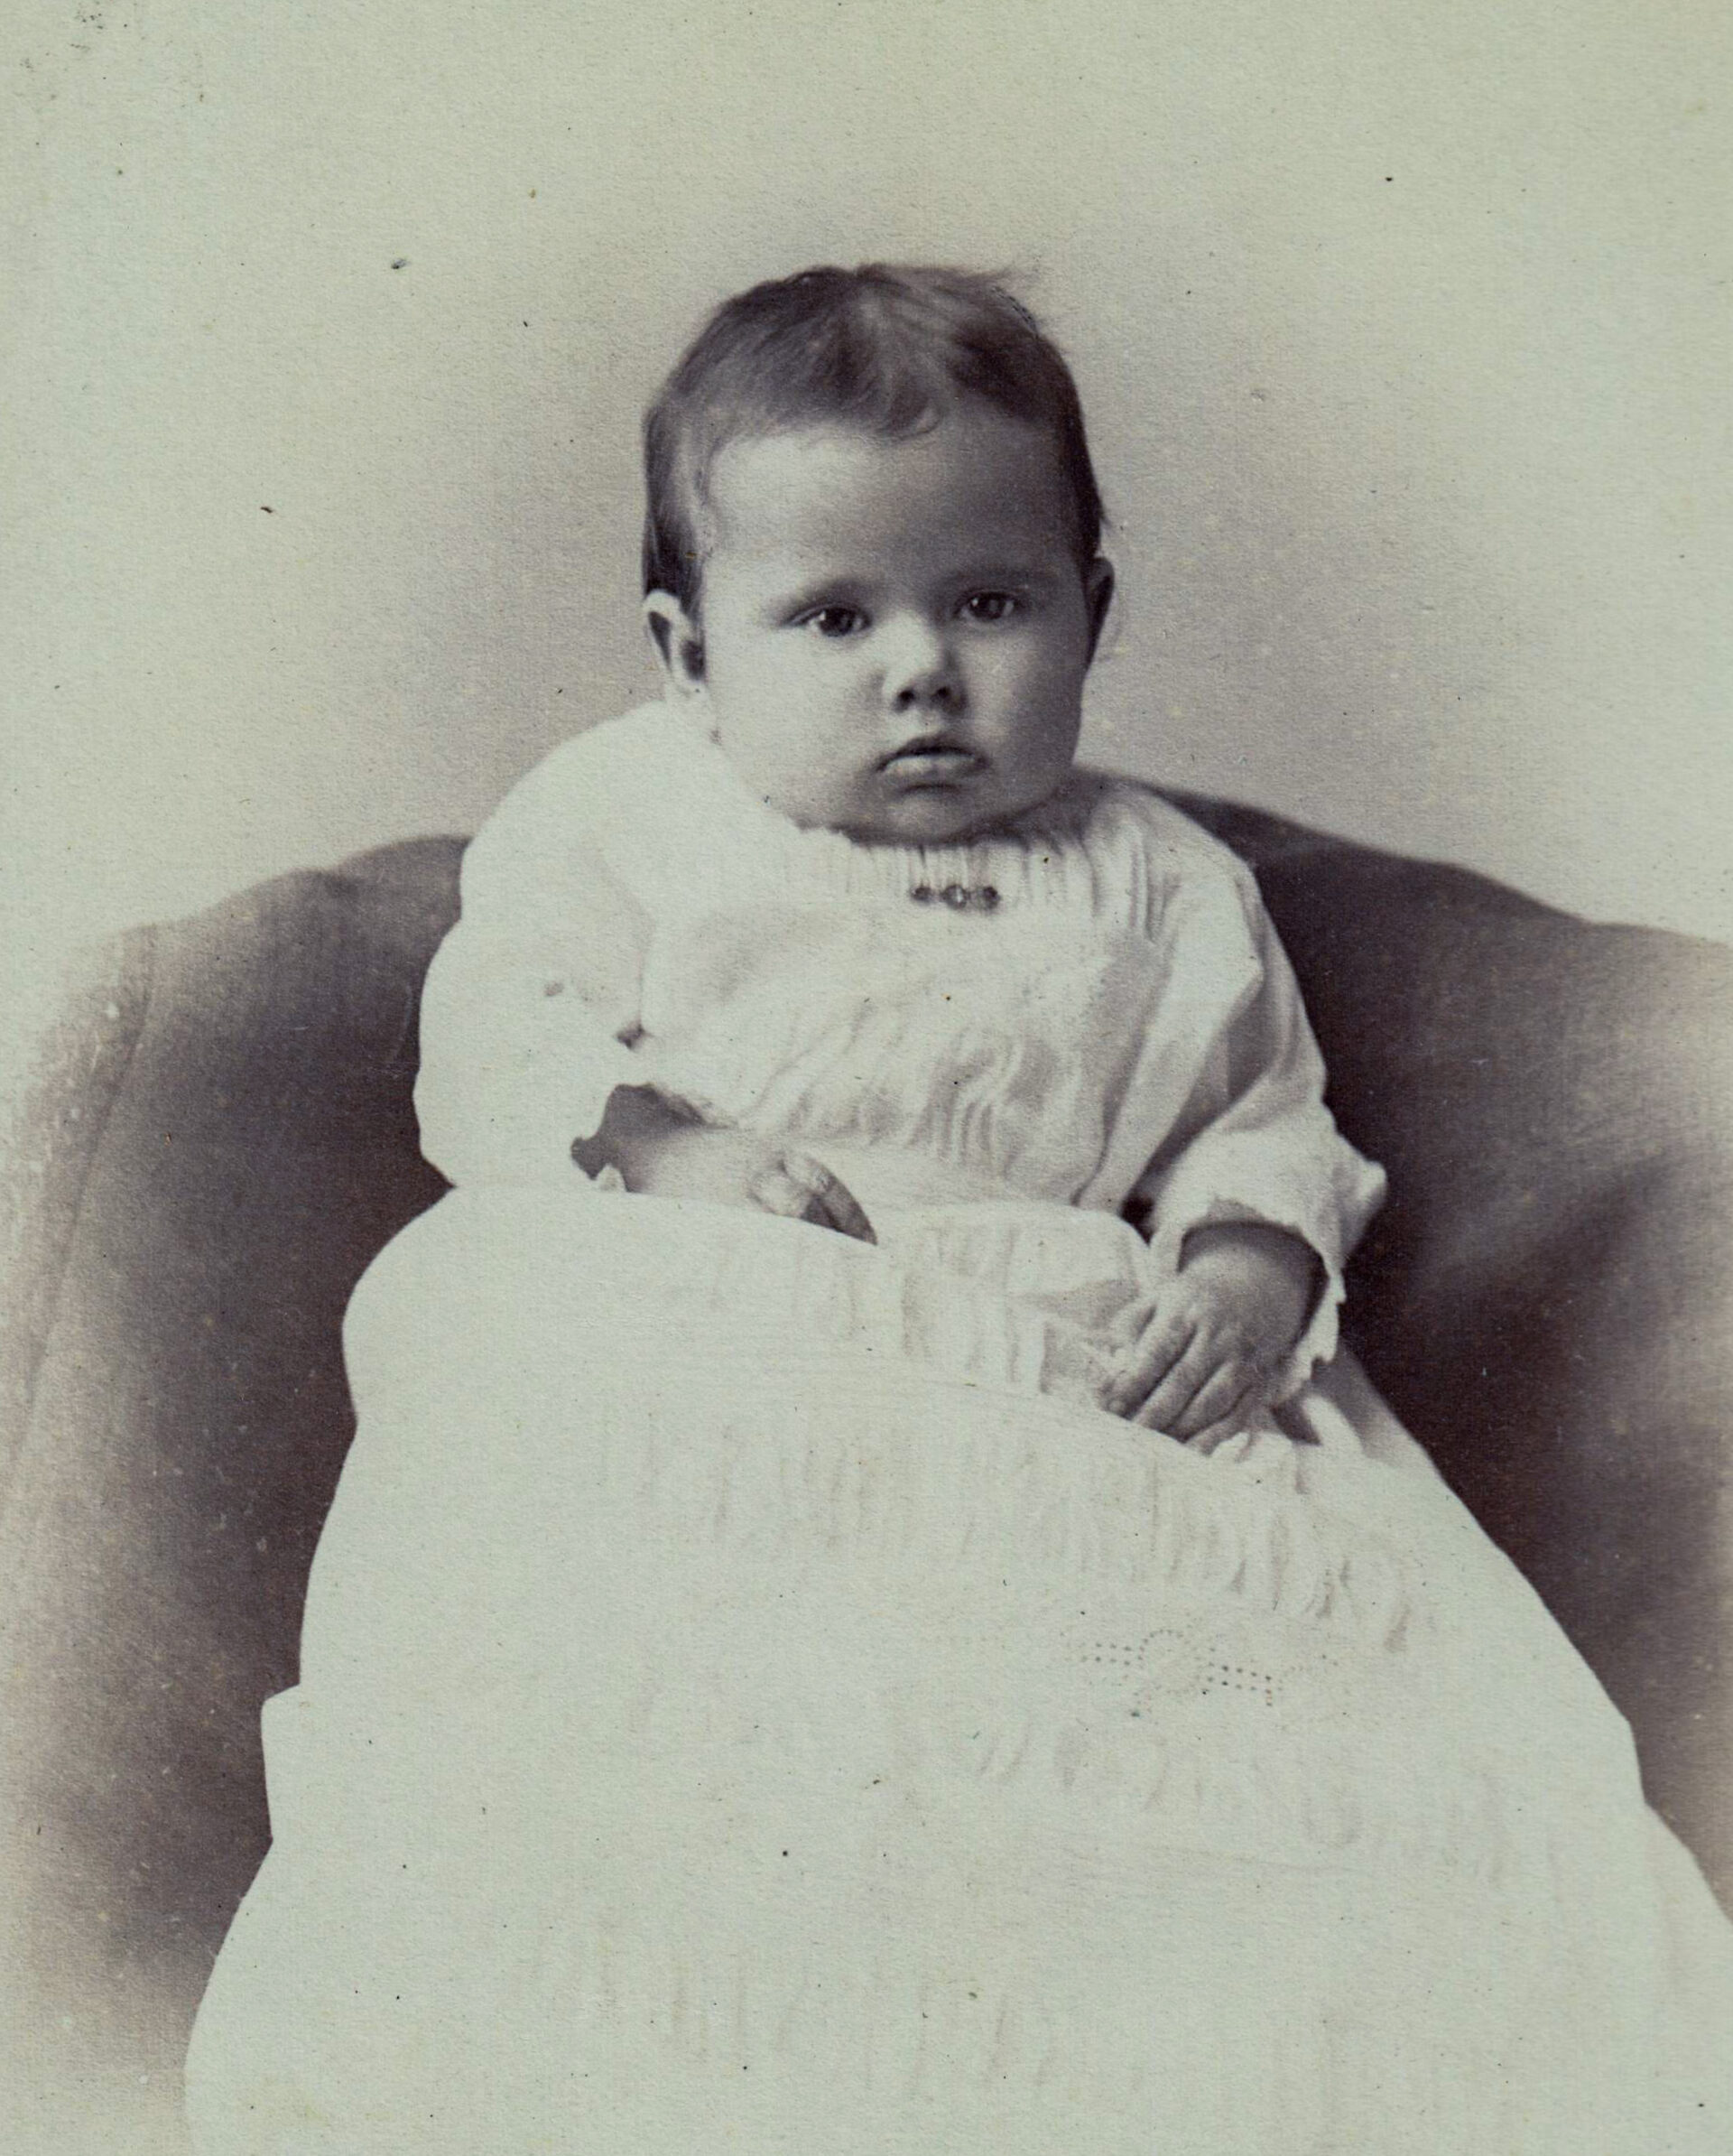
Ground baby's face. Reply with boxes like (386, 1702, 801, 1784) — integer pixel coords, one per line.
(648, 406, 1112, 845)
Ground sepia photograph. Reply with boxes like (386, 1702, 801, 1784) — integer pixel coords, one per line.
(4, 2, 1730, 2149)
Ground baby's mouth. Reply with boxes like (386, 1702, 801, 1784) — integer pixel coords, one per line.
(881, 741, 980, 782)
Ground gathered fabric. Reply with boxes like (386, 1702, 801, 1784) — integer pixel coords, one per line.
(186, 710, 1733, 2152)
(410, 703, 1387, 1397)
(189, 1192, 1733, 2154)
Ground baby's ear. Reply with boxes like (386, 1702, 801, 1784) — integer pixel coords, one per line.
(643, 591, 706, 694)
(1083, 558, 1116, 662)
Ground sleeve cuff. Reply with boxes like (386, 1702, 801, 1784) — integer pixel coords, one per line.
(1138, 1131, 1387, 1400)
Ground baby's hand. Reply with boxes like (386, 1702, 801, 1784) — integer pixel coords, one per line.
(1102, 1222, 1318, 1440)
(576, 1088, 875, 1242)
(628, 1125, 876, 1241)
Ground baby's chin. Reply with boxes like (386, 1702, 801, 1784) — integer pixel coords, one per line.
(807, 776, 1070, 848)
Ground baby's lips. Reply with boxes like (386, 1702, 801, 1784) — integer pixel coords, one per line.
(880, 748, 980, 784)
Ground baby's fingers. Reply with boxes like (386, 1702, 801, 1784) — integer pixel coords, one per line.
(1106, 1291, 1161, 1352)
(1130, 1330, 1244, 1434)
(1163, 1361, 1262, 1443)
(1103, 1306, 1195, 1418)
(811, 1174, 876, 1245)
(761, 1152, 876, 1244)
(746, 1159, 817, 1223)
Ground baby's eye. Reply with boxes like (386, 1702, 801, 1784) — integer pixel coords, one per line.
(797, 604, 867, 638)
(958, 590, 1021, 624)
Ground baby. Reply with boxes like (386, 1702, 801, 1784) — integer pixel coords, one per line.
(412, 264, 1377, 1445)
(187, 266, 1733, 2156)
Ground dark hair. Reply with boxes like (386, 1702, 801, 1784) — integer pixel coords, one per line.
(642, 264, 1106, 614)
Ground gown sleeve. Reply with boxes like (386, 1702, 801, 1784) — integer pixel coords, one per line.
(1126, 861, 1387, 1397)
(412, 730, 655, 1188)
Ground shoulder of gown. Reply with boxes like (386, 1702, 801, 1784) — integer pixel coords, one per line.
(1073, 769, 1262, 887)
(458, 702, 721, 906)
(472, 702, 699, 833)
(1051, 768, 1267, 955)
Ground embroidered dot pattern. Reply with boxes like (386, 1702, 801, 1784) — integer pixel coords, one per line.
(1072, 1621, 1280, 1710)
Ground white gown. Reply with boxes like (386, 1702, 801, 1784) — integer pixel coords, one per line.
(186, 708, 1733, 2154)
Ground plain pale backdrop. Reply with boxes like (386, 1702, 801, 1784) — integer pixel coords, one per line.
(4, 0, 1730, 1078)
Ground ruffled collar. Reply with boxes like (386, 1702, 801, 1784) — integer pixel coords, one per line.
(654, 700, 1119, 907)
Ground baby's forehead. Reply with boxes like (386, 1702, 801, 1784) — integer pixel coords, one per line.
(698, 414, 1080, 564)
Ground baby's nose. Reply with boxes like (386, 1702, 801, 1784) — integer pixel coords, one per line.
(883, 618, 960, 707)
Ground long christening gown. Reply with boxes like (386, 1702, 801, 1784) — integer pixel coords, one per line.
(187, 707, 1733, 2153)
